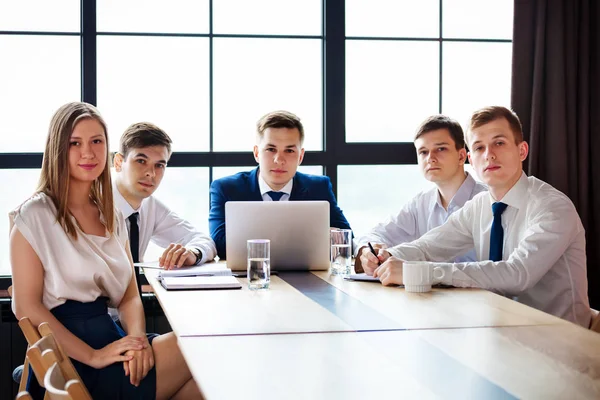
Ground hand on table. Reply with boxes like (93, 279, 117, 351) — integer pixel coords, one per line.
(159, 244, 196, 270)
(373, 256, 404, 286)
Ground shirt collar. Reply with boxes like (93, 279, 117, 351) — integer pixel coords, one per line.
(431, 171, 478, 211)
(112, 181, 140, 218)
(488, 171, 529, 210)
(258, 173, 293, 196)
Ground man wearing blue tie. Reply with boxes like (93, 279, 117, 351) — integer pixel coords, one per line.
(209, 110, 351, 259)
(367, 106, 591, 327)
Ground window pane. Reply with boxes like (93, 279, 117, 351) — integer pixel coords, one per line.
(213, 38, 322, 151)
(97, 37, 209, 152)
(443, 0, 513, 39)
(0, 1, 80, 32)
(442, 42, 512, 131)
(346, 0, 438, 38)
(143, 167, 210, 262)
(0, 36, 81, 152)
(0, 169, 41, 276)
(97, 0, 209, 33)
(346, 40, 439, 142)
(213, 0, 321, 35)
(212, 166, 322, 182)
(338, 165, 434, 238)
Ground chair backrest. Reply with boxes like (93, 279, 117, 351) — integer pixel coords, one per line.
(44, 362, 91, 400)
(26, 334, 62, 387)
(18, 317, 42, 345)
(25, 329, 92, 399)
(590, 308, 600, 333)
(15, 391, 33, 400)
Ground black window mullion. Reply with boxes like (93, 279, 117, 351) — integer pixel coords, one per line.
(323, 0, 345, 194)
(81, 0, 97, 105)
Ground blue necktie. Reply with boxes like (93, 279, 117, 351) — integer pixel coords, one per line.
(489, 202, 508, 261)
(267, 191, 285, 201)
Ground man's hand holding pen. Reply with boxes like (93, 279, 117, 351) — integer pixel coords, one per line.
(360, 242, 389, 275)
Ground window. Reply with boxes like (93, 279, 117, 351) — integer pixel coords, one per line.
(345, 0, 513, 142)
(0, 1, 513, 277)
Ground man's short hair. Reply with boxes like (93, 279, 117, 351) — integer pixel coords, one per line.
(119, 122, 173, 158)
(256, 111, 304, 145)
(414, 115, 465, 150)
(468, 106, 524, 144)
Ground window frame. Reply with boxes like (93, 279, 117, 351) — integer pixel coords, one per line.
(0, 0, 512, 281)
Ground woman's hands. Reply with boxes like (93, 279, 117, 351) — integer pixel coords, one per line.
(123, 337, 155, 387)
(88, 335, 147, 369)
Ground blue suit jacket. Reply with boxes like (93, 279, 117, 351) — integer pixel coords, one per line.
(209, 167, 352, 259)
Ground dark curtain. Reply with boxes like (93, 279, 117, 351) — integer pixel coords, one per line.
(511, 0, 600, 308)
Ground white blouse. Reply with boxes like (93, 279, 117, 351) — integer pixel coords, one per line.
(10, 193, 132, 312)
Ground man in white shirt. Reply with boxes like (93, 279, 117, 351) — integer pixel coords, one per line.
(356, 115, 487, 273)
(113, 122, 217, 272)
(367, 106, 590, 326)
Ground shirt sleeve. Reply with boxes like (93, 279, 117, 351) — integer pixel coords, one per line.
(149, 198, 217, 264)
(355, 196, 420, 255)
(390, 195, 584, 296)
(386, 199, 476, 266)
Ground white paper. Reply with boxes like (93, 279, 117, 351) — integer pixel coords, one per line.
(344, 273, 381, 282)
(160, 275, 241, 290)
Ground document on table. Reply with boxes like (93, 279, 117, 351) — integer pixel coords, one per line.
(344, 273, 381, 282)
(135, 261, 233, 278)
(159, 275, 242, 290)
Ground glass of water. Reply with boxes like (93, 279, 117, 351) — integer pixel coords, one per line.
(247, 239, 270, 290)
(330, 229, 352, 276)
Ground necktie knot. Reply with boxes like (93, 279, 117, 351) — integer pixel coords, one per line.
(128, 212, 139, 223)
(267, 191, 285, 201)
(489, 202, 507, 262)
(492, 202, 508, 216)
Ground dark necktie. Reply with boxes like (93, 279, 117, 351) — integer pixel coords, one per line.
(128, 213, 142, 295)
(489, 202, 508, 261)
(267, 191, 285, 201)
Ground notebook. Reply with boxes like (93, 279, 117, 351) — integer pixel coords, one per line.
(159, 275, 242, 290)
(225, 201, 330, 271)
(158, 264, 232, 278)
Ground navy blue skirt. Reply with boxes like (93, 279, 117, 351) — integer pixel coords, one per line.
(48, 297, 157, 400)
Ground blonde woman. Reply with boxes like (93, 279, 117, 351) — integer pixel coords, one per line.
(10, 102, 202, 399)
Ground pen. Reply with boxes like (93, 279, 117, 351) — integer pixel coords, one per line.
(367, 242, 381, 265)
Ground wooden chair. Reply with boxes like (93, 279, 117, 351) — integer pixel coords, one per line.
(15, 391, 33, 400)
(15, 316, 42, 393)
(44, 361, 91, 400)
(25, 325, 90, 394)
(590, 308, 600, 333)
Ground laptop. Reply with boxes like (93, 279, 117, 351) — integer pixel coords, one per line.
(225, 201, 330, 271)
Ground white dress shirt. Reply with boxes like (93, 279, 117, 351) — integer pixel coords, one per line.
(258, 174, 293, 202)
(10, 193, 131, 312)
(356, 172, 487, 262)
(387, 172, 590, 327)
(113, 185, 216, 264)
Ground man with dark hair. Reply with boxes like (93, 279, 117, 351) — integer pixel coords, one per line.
(356, 115, 487, 273)
(209, 110, 351, 259)
(113, 122, 216, 271)
(369, 106, 590, 327)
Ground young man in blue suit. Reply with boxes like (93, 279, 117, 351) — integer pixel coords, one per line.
(209, 110, 352, 259)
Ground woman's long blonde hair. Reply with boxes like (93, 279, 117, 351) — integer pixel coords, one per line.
(37, 102, 114, 238)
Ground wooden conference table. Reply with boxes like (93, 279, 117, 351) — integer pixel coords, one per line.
(144, 269, 600, 399)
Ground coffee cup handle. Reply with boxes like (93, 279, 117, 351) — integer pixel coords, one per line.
(433, 267, 445, 283)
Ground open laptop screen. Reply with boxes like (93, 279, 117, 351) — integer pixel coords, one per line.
(225, 201, 330, 271)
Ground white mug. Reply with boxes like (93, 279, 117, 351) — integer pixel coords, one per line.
(402, 262, 446, 293)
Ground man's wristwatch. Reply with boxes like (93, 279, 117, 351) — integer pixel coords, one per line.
(189, 247, 202, 264)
